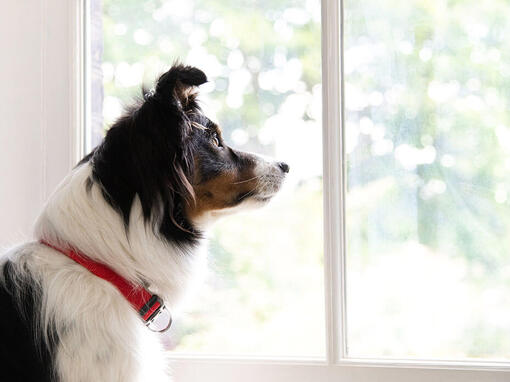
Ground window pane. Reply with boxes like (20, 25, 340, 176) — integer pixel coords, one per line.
(89, 0, 324, 356)
(346, 0, 510, 360)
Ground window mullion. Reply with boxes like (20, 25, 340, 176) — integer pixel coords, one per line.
(321, 0, 344, 364)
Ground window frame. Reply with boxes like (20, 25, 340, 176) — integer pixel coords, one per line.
(72, 0, 510, 379)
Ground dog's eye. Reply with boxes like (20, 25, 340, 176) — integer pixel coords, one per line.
(211, 133, 221, 148)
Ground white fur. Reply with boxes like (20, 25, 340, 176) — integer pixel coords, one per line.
(5, 163, 208, 381)
(1, 151, 285, 381)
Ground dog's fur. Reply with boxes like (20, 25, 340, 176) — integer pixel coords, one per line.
(0, 64, 288, 381)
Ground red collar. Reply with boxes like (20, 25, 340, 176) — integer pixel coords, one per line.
(40, 240, 172, 332)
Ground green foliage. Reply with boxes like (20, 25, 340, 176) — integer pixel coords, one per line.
(100, 0, 510, 360)
(346, 0, 510, 359)
(101, 0, 323, 356)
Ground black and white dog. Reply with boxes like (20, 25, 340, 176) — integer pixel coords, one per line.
(0, 64, 288, 381)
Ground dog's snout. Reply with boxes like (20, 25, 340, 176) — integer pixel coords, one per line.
(278, 162, 290, 173)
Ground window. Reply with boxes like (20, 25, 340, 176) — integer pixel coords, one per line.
(78, 0, 510, 379)
(345, 0, 510, 362)
(85, 0, 324, 357)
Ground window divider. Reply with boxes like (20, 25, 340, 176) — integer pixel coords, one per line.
(321, 0, 345, 364)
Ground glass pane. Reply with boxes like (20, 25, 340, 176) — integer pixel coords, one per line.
(346, 0, 510, 360)
(89, 0, 324, 356)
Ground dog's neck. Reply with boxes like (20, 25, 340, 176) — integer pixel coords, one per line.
(34, 164, 208, 311)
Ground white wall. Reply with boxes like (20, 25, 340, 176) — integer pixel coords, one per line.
(0, 0, 78, 248)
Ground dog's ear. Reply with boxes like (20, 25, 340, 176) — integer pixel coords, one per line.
(154, 64, 207, 110)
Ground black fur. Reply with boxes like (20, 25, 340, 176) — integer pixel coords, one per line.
(85, 64, 208, 247)
(81, 63, 262, 246)
(0, 63, 285, 381)
(0, 260, 57, 381)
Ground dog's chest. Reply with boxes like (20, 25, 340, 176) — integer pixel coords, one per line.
(135, 327, 171, 380)
(55, 308, 171, 381)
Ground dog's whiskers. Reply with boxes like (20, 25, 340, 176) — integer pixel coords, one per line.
(232, 175, 262, 184)
(238, 188, 257, 202)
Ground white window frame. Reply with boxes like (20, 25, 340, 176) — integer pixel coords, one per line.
(60, 0, 510, 380)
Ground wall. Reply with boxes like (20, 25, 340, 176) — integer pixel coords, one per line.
(0, 0, 78, 248)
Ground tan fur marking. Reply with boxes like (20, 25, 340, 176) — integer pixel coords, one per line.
(186, 167, 257, 221)
(174, 81, 199, 108)
(190, 121, 207, 131)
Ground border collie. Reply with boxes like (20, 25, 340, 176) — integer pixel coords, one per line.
(0, 64, 288, 381)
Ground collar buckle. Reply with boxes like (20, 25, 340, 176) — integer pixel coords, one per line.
(139, 295, 172, 332)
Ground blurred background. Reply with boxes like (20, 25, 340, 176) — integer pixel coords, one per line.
(89, 0, 510, 362)
(345, 0, 510, 360)
(88, 0, 324, 357)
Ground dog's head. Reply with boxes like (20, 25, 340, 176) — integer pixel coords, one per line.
(88, 64, 288, 246)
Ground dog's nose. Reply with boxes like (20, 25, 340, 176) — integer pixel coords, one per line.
(278, 162, 290, 173)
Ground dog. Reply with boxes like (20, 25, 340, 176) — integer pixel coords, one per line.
(0, 64, 289, 381)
